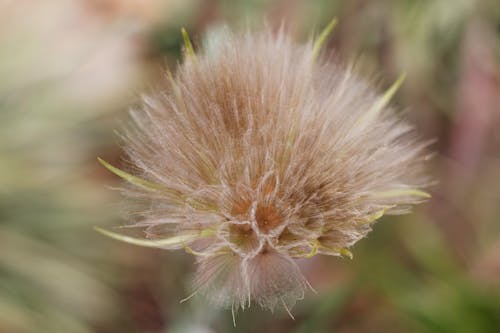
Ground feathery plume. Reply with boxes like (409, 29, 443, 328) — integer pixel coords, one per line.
(97, 24, 431, 319)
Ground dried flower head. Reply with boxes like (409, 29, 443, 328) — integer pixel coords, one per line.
(97, 22, 431, 320)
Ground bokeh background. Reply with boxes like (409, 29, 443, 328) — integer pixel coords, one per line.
(1, 0, 500, 332)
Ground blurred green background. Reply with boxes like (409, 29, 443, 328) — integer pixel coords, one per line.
(1, 0, 500, 332)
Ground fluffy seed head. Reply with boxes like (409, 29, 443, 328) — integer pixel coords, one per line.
(103, 26, 431, 315)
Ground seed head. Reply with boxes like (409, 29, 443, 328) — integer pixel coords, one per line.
(98, 24, 431, 318)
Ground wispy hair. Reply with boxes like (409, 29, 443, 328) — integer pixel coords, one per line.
(98, 24, 431, 319)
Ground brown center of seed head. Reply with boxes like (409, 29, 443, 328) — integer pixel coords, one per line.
(230, 198, 282, 234)
(229, 198, 254, 239)
(255, 203, 282, 233)
(229, 222, 252, 236)
(229, 180, 282, 234)
(228, 222, 260, 253)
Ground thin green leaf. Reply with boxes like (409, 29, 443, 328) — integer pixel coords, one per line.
(373, 188, 431, 199)
(97, 157, 163, 192)
(361, 206, 394, 224)
(94, 227, 214, 249)
(340, 248, 353, 259)
(181, 27, 195, 59)
(299, 241, 319, 258)
(317, 243, 353, 259)
(312, 17, 338, 62)
(355, 73, 406, 127)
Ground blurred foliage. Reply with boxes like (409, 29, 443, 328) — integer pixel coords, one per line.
(1, 0, 500, 332)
